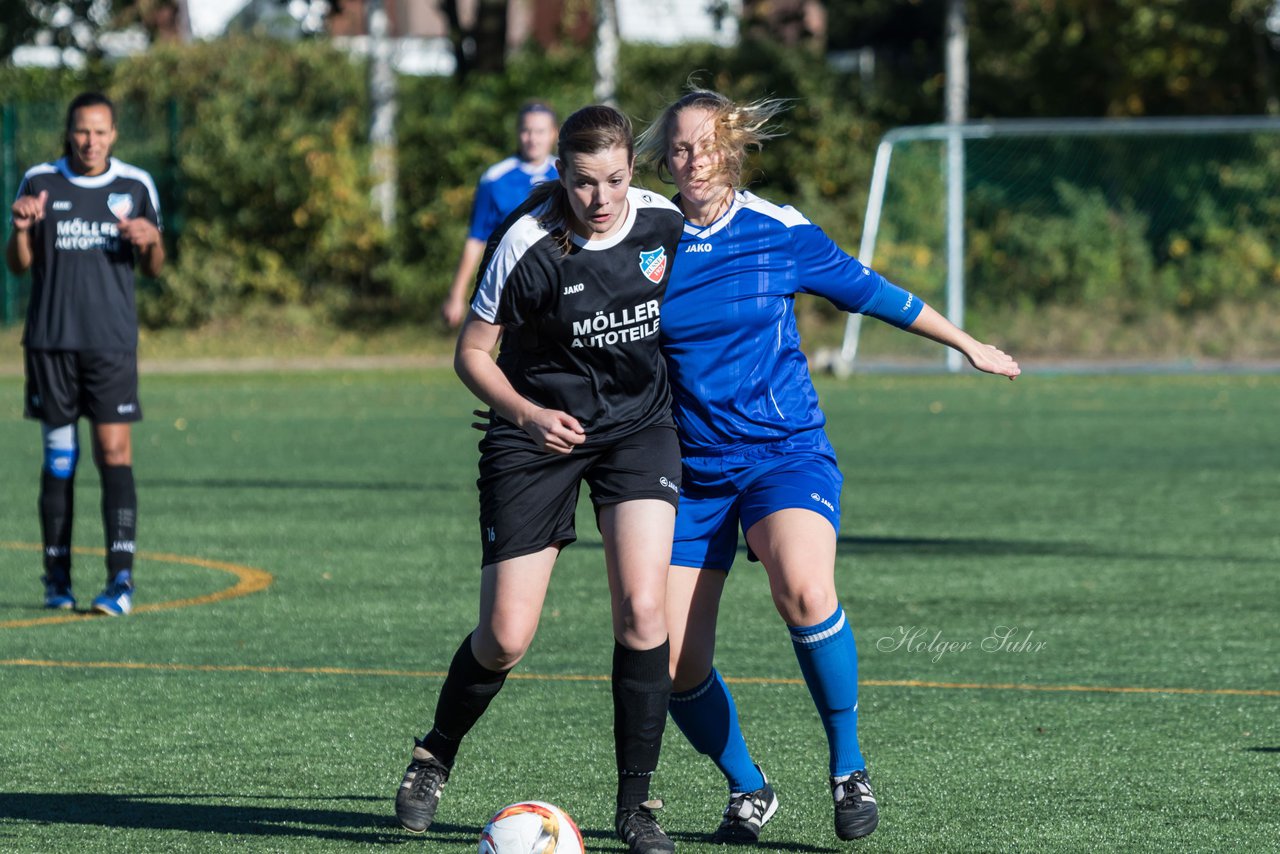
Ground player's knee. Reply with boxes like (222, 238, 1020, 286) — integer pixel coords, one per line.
(42, 423, 79, 480)
(774, 583, 838, 626)
(475, 628, 532, 671)
(616, 592, 667, 648)
(96, 442, 131, 467)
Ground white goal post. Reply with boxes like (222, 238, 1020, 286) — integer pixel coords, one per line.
(832, 116, 1280, 374)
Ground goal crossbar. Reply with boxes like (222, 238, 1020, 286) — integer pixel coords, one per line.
(836, 116, 1280, 373)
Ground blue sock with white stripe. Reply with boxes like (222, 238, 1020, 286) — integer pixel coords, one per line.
(790, 605, 865, 776)
(669, 669, 765, 793)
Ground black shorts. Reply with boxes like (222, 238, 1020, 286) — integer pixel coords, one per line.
(24, 349, 142, 427)
(477, 423, 681, 565)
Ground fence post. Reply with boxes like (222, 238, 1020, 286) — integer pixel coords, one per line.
(2, 103, 17, 326)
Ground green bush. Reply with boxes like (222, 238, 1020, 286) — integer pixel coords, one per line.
(389, 47, 595, 321)
(110, 37, 385, 327)
(5, 37, 1277, 336)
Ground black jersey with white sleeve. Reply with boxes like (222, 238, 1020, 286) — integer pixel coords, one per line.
(471, 186, 683, 448)
(17, 157, 162, 352)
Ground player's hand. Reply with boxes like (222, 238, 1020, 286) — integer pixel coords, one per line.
(441, 292, 467, 328)
(11, 190, 48, 231)
(521, 408, 586, 455)
(471, 408, 491, 432)
(117, 216, 160, 250)
(967, 343, 1021, 380)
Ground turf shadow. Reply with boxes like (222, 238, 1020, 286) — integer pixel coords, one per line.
(0, 796, 845, 850)
(0, 792, 458, 844)
(584, 828, 838, 852)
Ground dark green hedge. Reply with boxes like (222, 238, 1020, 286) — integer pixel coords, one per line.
(4, 36, 1276, 331)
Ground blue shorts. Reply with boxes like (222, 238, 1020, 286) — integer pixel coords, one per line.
(671, 434, 843, 571)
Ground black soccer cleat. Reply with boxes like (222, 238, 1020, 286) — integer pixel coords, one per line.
(711, 768, 779, 844)
(831, 769, 878, 841)
(616, 798, 676, 854)
(394, 740, 450, 833)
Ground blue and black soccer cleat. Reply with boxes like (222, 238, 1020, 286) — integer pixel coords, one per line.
(91, 571, 133, 616)
(43, 575, 76, 610)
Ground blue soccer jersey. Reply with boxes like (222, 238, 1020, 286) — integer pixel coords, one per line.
(661, 190, 924, 454)
(467, 156, 557, 241)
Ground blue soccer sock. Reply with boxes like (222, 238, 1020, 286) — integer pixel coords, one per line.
(669, 668, 765, 793)
(790, 605, 866, 776)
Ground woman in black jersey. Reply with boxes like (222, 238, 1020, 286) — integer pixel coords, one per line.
(394, 105, 684, 854)
(6, 92, 164, 617)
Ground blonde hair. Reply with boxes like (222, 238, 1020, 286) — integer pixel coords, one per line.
(636, 89, 790, 190)
(526, 104, 634, 255)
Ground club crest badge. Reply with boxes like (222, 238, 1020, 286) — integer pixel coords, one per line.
(107, 193, 134, 220)
(638, 247, 667, 284)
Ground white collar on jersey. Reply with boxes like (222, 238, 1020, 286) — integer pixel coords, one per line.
(681, 190, 743, 240)
(518, 156, 555, 176)
(569, 189, 639, 251)
(55, 157, 122, 189)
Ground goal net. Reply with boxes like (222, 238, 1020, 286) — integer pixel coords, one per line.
(830, 118, 1280, 371)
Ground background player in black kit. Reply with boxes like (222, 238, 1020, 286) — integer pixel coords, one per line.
(394, 105, 684, 854)
(6, 92, 164, 616)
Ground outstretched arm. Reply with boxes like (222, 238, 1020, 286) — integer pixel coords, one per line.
(905, 304, 1020, 379)
(454, 313, 587, 453)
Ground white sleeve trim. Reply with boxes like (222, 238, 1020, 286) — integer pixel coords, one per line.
(471, 213, 549, 323)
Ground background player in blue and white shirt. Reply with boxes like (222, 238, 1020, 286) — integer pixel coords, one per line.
(637, 89, 1020, 844)
(6, 92, 164, 617)
(441, 101, 559, 327)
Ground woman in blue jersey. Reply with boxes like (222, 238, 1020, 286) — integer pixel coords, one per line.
(636, 90, 1020, 845)
(441, 100, 560, 327)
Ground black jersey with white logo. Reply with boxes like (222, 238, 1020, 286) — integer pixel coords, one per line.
(16, 157, 162, 352)
(471, 186, 683, 448)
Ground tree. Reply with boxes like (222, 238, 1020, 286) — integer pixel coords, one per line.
(440, 0, 509, 81)
(0, 1, 182, 63)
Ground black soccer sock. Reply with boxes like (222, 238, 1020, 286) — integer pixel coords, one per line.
(422, 632, 510, 767)
(39, 469, 75, 583)
(100, 465, 136, 582)
(612, 639, 672, 809)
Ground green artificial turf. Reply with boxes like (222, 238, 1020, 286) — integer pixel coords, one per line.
(1, 370, 1276, 852)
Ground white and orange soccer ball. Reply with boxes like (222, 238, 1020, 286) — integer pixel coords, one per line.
(478, 801, 585, 854)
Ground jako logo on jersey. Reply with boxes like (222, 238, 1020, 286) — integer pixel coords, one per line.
(107, 193, 134, 220)
(685, 243, 712, 253)
(638, 247, 667, 283)
(659, 477, 678, 493)
(564, 282, 584, 295)
(53, 200, 73, 211)
(117, 403, 137, 414)
(810, 492, 836, 512)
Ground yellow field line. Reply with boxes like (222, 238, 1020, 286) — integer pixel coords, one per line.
(0, 542, 273, 628)
(0, 657, 1274, 698)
